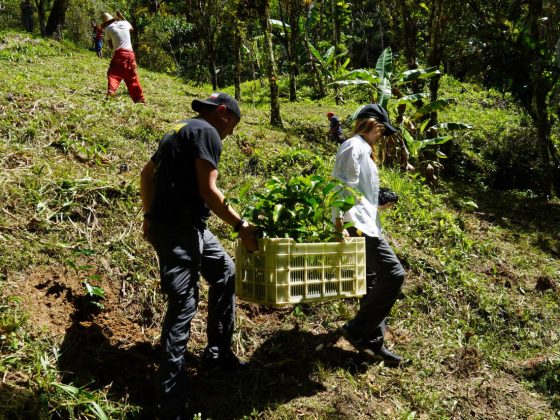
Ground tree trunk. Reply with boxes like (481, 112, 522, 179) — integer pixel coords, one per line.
(20, 1, 34, 32)
(527, 0, 560, 196)
(287, 16, 298, 101)
(208, 53, 218, 90)
(331, 0, 340, 49)
(234, 19, 242, 101)
(44, 0, 69, 37)
(398, 0, 417, 69)
(427, 0, 446, 128)
(34, 0, 47, 35)
(260, 1, 282, 126)
(304, 5, 324, 97)
(288, 8, 300, 101)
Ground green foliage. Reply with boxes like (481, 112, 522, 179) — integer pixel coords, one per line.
(1, 32, 559, 419)
(250, 147, 327, 178)
(239, 174, 360, 242)
(0, 32, 65, 61)
(523, 359, 560, 411)
(0, 297, 27, 347)
(50, 382, 110, 419)
(138, 15, 196, 75)
(308, 41, 351, 98)
(338, 47, 471, 167)
(83, 280, 106, 309)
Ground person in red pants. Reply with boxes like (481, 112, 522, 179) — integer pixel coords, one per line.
(101, 12, 145, 103)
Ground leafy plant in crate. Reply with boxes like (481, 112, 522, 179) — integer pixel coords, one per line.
(238, 174, 360, 242)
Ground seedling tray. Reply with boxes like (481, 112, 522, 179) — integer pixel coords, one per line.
(235, 237, 366, 306)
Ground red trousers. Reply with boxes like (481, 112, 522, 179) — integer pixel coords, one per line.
(107, 49, 145, 103)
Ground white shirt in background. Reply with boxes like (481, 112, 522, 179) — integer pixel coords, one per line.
(332, 134, 382, 238)
(104, 21, 133, 51)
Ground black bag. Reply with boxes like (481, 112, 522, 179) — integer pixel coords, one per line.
(378, 187, 398, 205)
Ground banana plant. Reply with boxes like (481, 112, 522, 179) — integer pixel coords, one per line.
(308, 42, 351, 102)
(333, 47, 471, 170)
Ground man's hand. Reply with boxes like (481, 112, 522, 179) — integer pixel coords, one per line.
(238, 223, 259, 251)
(142, 217, 149, 239)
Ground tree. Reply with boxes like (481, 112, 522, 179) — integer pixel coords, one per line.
(44, 0, 69, 37)
(277, 0, 309, 101)
(469, 0, 560, 196)
(185, 0, 231, 90)
(255, 0, 283, 126)
(34, 0, 47, 35)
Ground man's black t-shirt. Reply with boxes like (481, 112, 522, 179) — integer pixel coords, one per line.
(149, 118, 222, 228)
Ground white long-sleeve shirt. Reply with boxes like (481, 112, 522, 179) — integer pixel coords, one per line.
(332, 135, 382, 238)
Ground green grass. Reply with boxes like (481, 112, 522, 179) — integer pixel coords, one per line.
(1, 31, 559, 419)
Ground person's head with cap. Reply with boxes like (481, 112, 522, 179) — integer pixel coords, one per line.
(192, 92, 241, 140)
(351, 103, 397, 144)
(101, 12, 113, 22)
(327, 111, 335, 120)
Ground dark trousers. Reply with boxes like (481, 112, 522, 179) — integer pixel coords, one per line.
(346, 233, 405, 347)
(147, 225, 235, 417)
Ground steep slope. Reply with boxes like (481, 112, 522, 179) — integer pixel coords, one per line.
(0, 32, 559, 419)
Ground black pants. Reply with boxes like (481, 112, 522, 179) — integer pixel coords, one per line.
(147, 224, 235, 417)
(346, 232, 405, 347)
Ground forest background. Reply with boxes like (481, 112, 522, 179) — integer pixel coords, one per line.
(3, 0, 560, 194)
(0, 0, 559, 418)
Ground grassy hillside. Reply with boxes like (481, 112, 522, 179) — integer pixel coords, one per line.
(1, 32, 559, 419)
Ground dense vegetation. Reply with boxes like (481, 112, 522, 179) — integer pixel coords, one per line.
(2, 0, 560, 194)
(0, 31, 558, 419)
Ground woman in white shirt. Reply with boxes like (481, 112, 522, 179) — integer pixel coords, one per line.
(332, 104, 406, 366)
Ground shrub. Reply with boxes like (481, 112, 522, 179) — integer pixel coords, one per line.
(238, 174, 359, 242)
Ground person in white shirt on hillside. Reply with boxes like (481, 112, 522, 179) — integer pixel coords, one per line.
(332, 103, 406, 367)
(101, 11, 145, 103)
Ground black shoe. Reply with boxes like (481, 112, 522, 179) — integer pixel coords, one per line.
(338, 325, 370, 353)
(338, 326, 403, 367)
(364, 345, 404, 367)
(203, 350, 249, 372)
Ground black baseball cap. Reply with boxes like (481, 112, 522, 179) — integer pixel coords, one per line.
(354, 104, 398, 135)
(192, 92, 241, 121)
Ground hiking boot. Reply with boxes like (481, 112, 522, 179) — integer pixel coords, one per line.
(337, 325, 370, 353)
(202, 349, 249, 372)
(338, 326, 404, 367)
(363, 345, 404, 367)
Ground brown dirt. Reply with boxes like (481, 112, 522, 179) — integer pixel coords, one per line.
(2, 265, 555, 419)
(6, 266, 158, 343)
(3, 265, 161, 410)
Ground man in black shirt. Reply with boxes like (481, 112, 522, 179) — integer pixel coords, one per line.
(140, 92, 258, 419)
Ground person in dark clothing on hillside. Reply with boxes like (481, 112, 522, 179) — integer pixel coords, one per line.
(327, 111, 345, 144)
(140, 93, 259, 419)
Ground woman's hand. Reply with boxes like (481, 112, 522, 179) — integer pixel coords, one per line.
(334, 217, 348, 242)
(335, 229, 349, 242)
(378, 201, 396, 210)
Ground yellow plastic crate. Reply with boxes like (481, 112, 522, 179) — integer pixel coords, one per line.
(235, 237, 366, 306)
